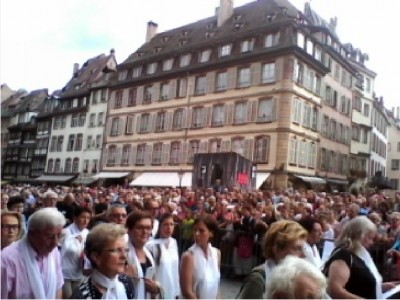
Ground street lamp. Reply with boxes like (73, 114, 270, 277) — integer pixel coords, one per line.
(177, 170, 184, 188)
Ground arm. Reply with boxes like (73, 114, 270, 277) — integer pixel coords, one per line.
(180, 252, 197, 299)
(56, 289, 62, 300)
(327, 260, 361, 299)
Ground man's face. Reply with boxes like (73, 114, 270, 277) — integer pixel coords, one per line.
(309, 222, 322, 244)
(107, 207, 127, 225)
(148, 200, 160, 218)
(43, 196, 57, 207)
(29, 225, 63, 256)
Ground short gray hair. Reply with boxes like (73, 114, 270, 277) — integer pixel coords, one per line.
(335, 216, 376, 252)
(106, 203, 126, 219)
(43, 190, 58, 200)
(27, 207, 66, 231)
(265, 255, 327, 299)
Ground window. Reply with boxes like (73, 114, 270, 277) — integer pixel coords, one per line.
(50, 136, 57, 152)
(209, 140, 221, 153)
(107, 146, 117, 166)
(92, 90, 99, 104)
(234, 102, 247, 124)
(83, 160, 89, 173)
(128, 88, 137, 106)
(147, 62, 157, 74)
(237, 67, 251, 88)
(47, 159, 54, 173)
(302, 103, 312, 128)
(132, 66, 142, 78)
(53, 117, 60, 129)
(363, 128, 368, 144)
(262, 63, 276, 83)
(92, 159, 98, 173)
(87, 135, 93, 149)
(57, 136, 63, 152)
(179, 54, 191, 67)
(170, 142, 181, 164)
(54, 159, 61, 173)
(160, 83, 170, 100)
(97, 112, 104, 126)
(199, 49, 211, 63)
(298, 141, 307, 166)
(216, 71, 228, 91)
(195, 76, 206, 95)
(136, 144, 145, 164)
(65, 158, 72, 173)
(111, 118, 119, 136)
(289, 138, 298, 164)
(152, 143, 162, 164)
(100, 89, 107, 101)
(254, 136, 269, 162)
(392, 159, 400, 170)
(192, 107, 205, 128)
(258, 98, 275, 122)
(232, 138, 244, 156)
(293, 61, 304, 84)
(126, 115, 135, 134)
(143, 86, 153, 103)
(121, 145, 131, 165)
(140, 114, 150, 133)
(219, 44, 232, 57)
(177, 78, 187, 98)
(314, 46, 322, 61)
(398, 142, 400, 152)
(75, 134, 83, 151)
(89, 113, 96, 127)
(241, 39, 254, 53)
(72, 158, 79, 173)
(67, 135, 75, 151)
(96, 135, 102, 149)
(212, 105, 225, 126)
(155, 112, 166, 132)
(118, 70, 127, 81)
(264, 32, 280, 47)
(306, 40, 314, 55)
(173, 109, 184, 130)
(71, 114, 79, 127)
(363, 103, 370, 117)
(162, 58, 173, 71)
(114, 91, 123, 108)
(79, 113, 86, 126)
(297, 32, 305, 48)
(308, 143, 316, 168)
(188, 140, 200, 163)
(365, 77, 371, 92)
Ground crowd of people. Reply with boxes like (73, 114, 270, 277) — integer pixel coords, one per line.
(1, 182, 400, 299)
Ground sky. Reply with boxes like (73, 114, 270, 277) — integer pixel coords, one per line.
(1, 0, 399, 111)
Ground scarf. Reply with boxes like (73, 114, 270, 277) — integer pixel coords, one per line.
(91, 270, 127, 299)
(127, 240, 155, 299)
(19, 236, 57, 299)
(356, 246, 382, 299)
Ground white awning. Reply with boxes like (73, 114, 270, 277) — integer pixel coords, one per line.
(256, 172, 271, 189)
(35, 175, 75, 182)
(92, 172, 130, 179)
(296, 175, 326, 184)
(130, 172, 192, 187)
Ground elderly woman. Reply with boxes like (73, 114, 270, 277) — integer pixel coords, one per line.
(1, 210, 23, 250)
(323, 216, 397, 299)
(70, 223, 134, 299)
(236, 219, 308, 299)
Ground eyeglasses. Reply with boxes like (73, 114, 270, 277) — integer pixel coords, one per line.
(1, 224, 19, 231)
(105, 247, 129, 255)
(43, 233, 63, 241)
(134, 225, 152, 232)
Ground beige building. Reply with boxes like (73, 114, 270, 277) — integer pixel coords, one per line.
(102, 0, 357, 190)
(387, 107, 400, 191)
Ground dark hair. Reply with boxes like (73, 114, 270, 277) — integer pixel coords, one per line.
(155, 213, 175, 239)
(298, 217, 320, 233)
(73, 206, 92, 218)
(126, 211, 153, 230)
(193, 214, 219, 236)
(7, 195, 25, 211)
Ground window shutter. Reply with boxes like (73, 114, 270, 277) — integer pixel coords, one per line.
(221, 140, 231, 152)
(205, 107, 212, 127)
(110, 91, 116, 109)
(165, 112, 173, 131)
(185, 108, 192, 129)
(136, 115, 142, 133)
(224, 104, 233, 125)
(169, 80, 177, 99)
(118, 117, 125, 136)
(228, 67, 237, 89)
(271, 98, 277, 121)
(153, 83, 160, 102)
(116, 147, 122, 165)
(181, 142, 189, 164)
(144, 144, 153, 165)
(244, 139, 254, 161)
(105, 118, 112, 136)
(206, 72, 215, 94)
(150, 114, 156, 132)
(162, 144, 170, 164)
(247, 101, 255, 123)
(199, 141, 208, 153)
(129, 145, 137, 165)
(122, 89, 128, 107)
(181, 109, 187, 130)
(252, 63, 261, 85)
(101, 148, 108, 169)
(274, 61, 280, 82)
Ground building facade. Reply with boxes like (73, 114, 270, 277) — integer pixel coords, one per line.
(387, 107, 400, 191)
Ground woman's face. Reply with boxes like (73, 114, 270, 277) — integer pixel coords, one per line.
(1, 215, 20, 248)
(74, 212, 91, 230)
(274, 238, 306, 262)
(194, 221, 212, 246)
(92, 237, 127, 278)
(159, 217, 175, 239)
(128, 218, 152, 247)
(361, 231, 376, 249)
(1, 195, 9, 209)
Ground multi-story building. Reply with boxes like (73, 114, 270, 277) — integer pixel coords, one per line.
(37, 50, 117, 185)
(101, 0, 363, 190)
(2, 89, 48, 182)
(387, 107, 400, 191)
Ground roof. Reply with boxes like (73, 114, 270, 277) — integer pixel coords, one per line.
(303, 2, 339, 40)
(122, 0, 301, 65)
(15, 89, 49, 113)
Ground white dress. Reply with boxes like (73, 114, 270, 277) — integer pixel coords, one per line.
(187, 243, 220, 299)
(146, 237, 180, 299)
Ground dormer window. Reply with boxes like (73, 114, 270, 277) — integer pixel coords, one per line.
(155, 47, 162, 53)
(181, 30, 189, 37)
(264, 32, 280, 48)
(179, 40, 188, 46)
(162, 58, 174, 71)
(206, 22, 214, 29)
(199, 49, 211, 63)
(147, 62, 157, 74)
(161, 36, 170, 43)
(219, 44, 232, 57)
(179, 54, 191, 67)
(118, 70, 128, 81)
(205, 32, 215, 38)
(233, 15, 242, 21)
(136, 52, 144, 58)
(132, 66, 142, 78)
(241, 39, 254, 53)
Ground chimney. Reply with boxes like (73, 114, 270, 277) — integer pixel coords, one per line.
(217, 0, 234, 27)
(73, 63, 79, 76)
(146, 21, 158, 43)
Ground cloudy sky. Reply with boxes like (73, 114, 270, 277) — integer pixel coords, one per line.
(1, 0, 398, 110)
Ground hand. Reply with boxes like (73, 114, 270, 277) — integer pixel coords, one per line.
(144, 278, 160, 294)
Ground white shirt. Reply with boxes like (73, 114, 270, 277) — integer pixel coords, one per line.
(303, 243, 322, 269)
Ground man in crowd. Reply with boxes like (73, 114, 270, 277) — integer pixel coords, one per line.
(298, 217, 323, 268)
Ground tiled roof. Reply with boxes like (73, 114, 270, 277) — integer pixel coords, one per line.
(15, 89, 49, 113)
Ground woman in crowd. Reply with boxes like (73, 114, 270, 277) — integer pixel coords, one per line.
(237, 219, 308, 299)
(1, 193, 9, 210)
(126, 211, 161, 299)
(180, 214, 221, 299)
(70, 223, 134, 299)
(146, 213, 180, 299)
(61, 206, 92, 298)
(323, 216, 397, 299)
(1, 210, 23, 250)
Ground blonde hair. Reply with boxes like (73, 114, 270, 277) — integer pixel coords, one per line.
(1, 210, 24, 241)
(263, 220, 307, 259)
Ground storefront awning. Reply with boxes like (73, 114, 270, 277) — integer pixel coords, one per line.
(295, 175, 326, 184)
(130, 172, 192, 187)
(92, 172, 130, 179)
(35, 175, 76, 183)
(326, 178, 349, 185)
(72, 177, 98, 185)
(256, 172, 271, 189)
